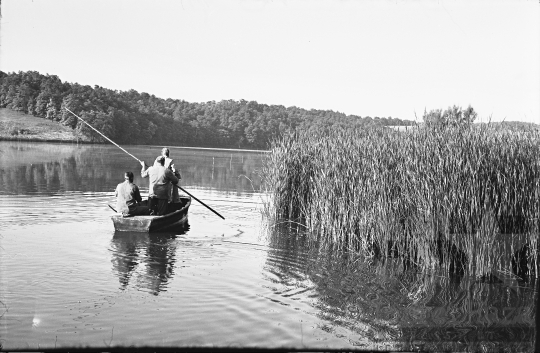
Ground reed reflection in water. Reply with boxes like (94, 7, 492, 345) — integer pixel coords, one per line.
(0, 140, 537, 350)
(264, 225, 537, 351)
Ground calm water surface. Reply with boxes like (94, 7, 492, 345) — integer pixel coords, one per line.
(0, 141, 537, 351)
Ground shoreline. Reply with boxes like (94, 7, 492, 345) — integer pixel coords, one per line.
(0, 108, 269, 152)
(0, 135, 82, 144)
(0, 136, 270, 152)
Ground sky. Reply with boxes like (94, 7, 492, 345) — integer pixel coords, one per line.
(1, 0, 539, 123)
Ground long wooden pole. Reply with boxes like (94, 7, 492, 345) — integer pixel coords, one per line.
(173, 184, 224, 219)
(66, 108, 142, 163)
(66, 108, 225, 220)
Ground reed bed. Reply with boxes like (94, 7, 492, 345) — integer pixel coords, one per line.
(261, 124, 540, 277)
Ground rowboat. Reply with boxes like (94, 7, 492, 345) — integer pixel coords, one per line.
(112, 196, 191, 232)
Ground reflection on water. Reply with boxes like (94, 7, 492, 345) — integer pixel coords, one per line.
(0, 140, 264, 227)
(264, 226, 537, 351)
(0, 140, 537, 350)
(0, 141, 263, 196)
(110, 231, 185, 295)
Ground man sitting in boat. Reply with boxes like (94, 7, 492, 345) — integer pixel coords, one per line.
(161, 147, 182, 203)
(140, 156, 179, 216)
(115, 171, 150, 217)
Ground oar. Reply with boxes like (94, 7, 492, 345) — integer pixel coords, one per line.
(173, 184, 224, 219)
(108, 204, 117, 213)
(66, 108, 225, 220)
(66, 108, 143, 164)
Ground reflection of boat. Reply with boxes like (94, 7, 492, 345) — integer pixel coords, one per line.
(111, 196, 191, 232)
(110, 231, 180, 295)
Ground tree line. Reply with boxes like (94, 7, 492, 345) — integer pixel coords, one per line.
(0, 70, 415, 149)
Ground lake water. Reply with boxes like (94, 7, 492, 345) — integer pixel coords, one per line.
(0, 140, 537, 351)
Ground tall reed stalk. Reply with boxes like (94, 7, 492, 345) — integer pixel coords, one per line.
(261, 124, 540, 277)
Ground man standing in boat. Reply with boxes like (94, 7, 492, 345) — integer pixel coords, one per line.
(115, 171, 150, 217)
(161, 147, 182, 203)
(140, 156, 179, 216)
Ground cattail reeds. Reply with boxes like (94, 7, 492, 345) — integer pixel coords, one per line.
(261, 123, 540, 277)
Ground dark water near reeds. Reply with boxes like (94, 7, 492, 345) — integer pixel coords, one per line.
(0, 140, 537, 351)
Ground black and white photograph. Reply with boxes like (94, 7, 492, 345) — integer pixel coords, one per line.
(0, 0, 539, 351)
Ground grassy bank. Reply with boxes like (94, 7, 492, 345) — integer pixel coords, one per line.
(0, 108, 87, 142)
(261, 124, 540, 278)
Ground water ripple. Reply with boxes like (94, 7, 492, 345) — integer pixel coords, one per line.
(0, 192, 115, 226)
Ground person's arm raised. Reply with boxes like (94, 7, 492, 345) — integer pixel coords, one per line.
(140, 161, 149, 177)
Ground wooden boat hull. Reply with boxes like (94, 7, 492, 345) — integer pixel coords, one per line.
(112, 196, 191, 233)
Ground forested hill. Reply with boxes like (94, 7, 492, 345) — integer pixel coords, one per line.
(0, 70, 414, 149)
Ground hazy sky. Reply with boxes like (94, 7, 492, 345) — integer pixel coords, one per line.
(1, 0, 539, 123)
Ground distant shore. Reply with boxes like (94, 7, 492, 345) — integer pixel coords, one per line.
(0, 108, 268, 151)
(0, 108, 83, 143)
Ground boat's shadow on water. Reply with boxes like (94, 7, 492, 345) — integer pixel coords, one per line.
(109, 225, 189, 295)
